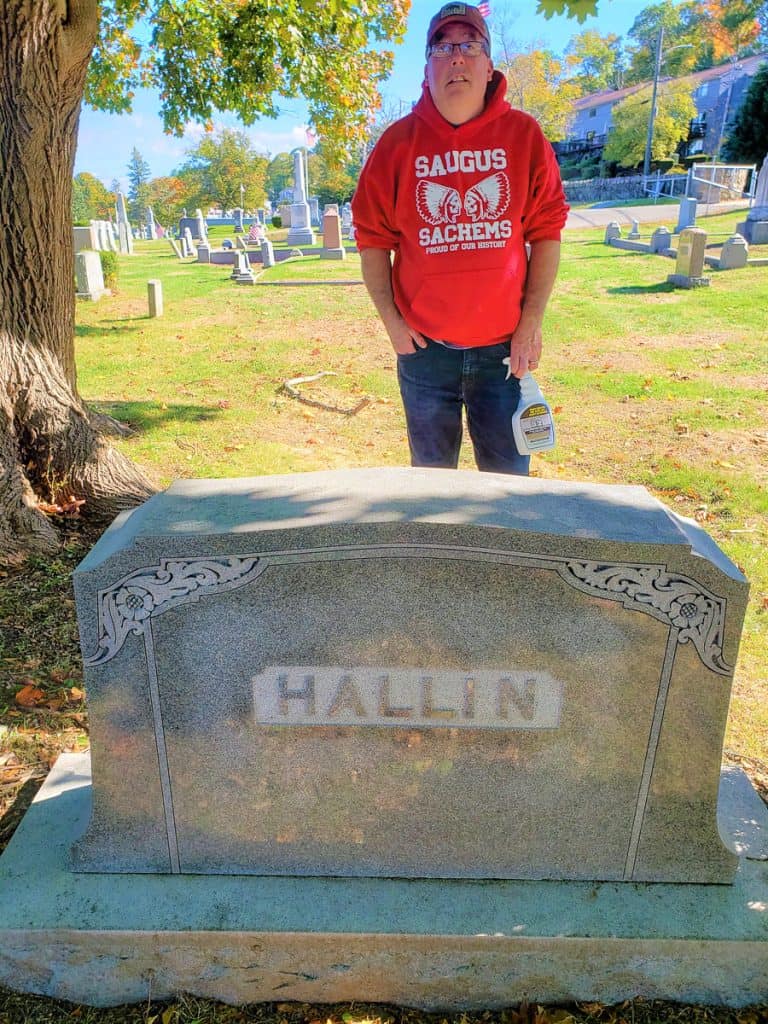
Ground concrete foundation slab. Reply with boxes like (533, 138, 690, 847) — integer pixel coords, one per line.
(0, 753, 766, 1009)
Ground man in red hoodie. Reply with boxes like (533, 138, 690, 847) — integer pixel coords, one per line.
(352, 2, 568, 474)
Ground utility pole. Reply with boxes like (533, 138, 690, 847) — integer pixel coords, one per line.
(643, 27, 664, 180)
(714, 54, 740, 162)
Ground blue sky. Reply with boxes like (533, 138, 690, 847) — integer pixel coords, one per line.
(75, 0, 652, 189)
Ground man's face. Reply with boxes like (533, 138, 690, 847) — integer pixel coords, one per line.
(425, 20, 493, 125)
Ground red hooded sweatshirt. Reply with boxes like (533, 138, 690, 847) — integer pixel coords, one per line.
(352, 71, 569, 347)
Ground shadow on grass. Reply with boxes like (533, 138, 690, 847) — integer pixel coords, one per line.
(607, 282, 677, 294)
(562, 253, 628, 261)
(258, 280, 364, 287)
(0, 775, 45, 857)
(75, 322, 142, 337)
(89, 400, 221, 434)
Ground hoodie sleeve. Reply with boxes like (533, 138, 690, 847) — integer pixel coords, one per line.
(351, 131, 401, 251)
(521, 126, 569, 244)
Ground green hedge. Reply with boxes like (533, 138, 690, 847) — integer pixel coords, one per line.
(99, 250, 119, 289)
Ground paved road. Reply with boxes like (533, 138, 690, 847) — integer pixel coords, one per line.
(565, 199, 749, 230)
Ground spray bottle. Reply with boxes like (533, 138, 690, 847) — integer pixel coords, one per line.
(503, 361, 556, 454)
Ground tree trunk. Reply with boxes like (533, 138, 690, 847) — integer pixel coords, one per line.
(0, 0, 154, 557)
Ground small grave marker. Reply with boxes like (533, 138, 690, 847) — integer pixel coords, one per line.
(667, 227, 710, 288)
(147, 279, 163, 317)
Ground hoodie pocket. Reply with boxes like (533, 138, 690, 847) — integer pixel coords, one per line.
(408, 266, 523, 342)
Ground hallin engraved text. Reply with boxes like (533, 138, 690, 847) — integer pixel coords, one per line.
(252, 667, 563, 729)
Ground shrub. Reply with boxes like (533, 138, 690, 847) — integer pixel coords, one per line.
(99, 250, 119, 290)
(271, 215, 282, 228)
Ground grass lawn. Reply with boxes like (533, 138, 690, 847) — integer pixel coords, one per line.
(0, 210, 766, 1022)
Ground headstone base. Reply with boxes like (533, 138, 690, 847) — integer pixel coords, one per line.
(286, 228, 316, 245)
(736, 219, 768, 244)
(666, 273, 711, 289)
(1, 753, 765, 1010)
(320, 247, 346, 260)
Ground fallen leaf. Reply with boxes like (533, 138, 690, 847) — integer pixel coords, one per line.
(69, 686, 85, 701)
(15, 684, 46, 708)
(217, 399, 231, 409)
(553, 405, 563, 414)
(674, 422, 689, 435)
(59, 496, 85, 516)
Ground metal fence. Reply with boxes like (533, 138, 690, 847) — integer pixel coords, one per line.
(643, 164, 757, 202)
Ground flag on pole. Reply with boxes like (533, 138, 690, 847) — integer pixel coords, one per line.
(477, 0, 490, 17)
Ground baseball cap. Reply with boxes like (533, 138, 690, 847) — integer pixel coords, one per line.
(426, 3, 491, 52)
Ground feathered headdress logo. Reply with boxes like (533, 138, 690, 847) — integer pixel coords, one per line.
(416, 173, 510, 225)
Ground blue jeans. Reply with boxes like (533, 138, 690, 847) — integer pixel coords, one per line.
(396, 339, 529, 475)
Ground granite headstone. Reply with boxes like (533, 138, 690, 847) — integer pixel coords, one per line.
(75, 251, 109, 301)
(71, 469, 749, 884)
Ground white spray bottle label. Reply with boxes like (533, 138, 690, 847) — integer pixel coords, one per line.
(503, 364, 556, 454)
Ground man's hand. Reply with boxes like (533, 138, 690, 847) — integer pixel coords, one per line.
(360, 248, 427, 355)
(506, 316, 543, 379)
(504, 238, 560, 378)
(387, 317, 427, 355)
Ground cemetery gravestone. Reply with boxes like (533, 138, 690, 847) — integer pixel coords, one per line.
(183, 228, 196, 258)
(94, 220, 109, 251)
(287, 150, 315, 246)
(675, 197, 697, 235)
(234, 208, 245, 233)
(321, 208, 345, 260)
(231, 251, 254, 284)
(115, 192, 134, 255)
(168, 238, 184, 260)
(667, 227, 710, 288)
(736, 154, 768, 244)
(75, 251, 109, 301)
(73, 225, 98, 253)
(147, 280, 163, 318)
(1, 468, 766, 1009)
(719, 234, 749, 270)
(260, 238, 275, 268)
(650, 226, 673, 253)
(341, 202, 353, 238)
(70, 468, 748, 884)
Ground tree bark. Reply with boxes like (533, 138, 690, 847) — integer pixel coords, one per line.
(0, 1, 154, 556)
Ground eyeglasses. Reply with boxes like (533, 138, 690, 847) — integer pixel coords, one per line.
(427, 40, 488, 59)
